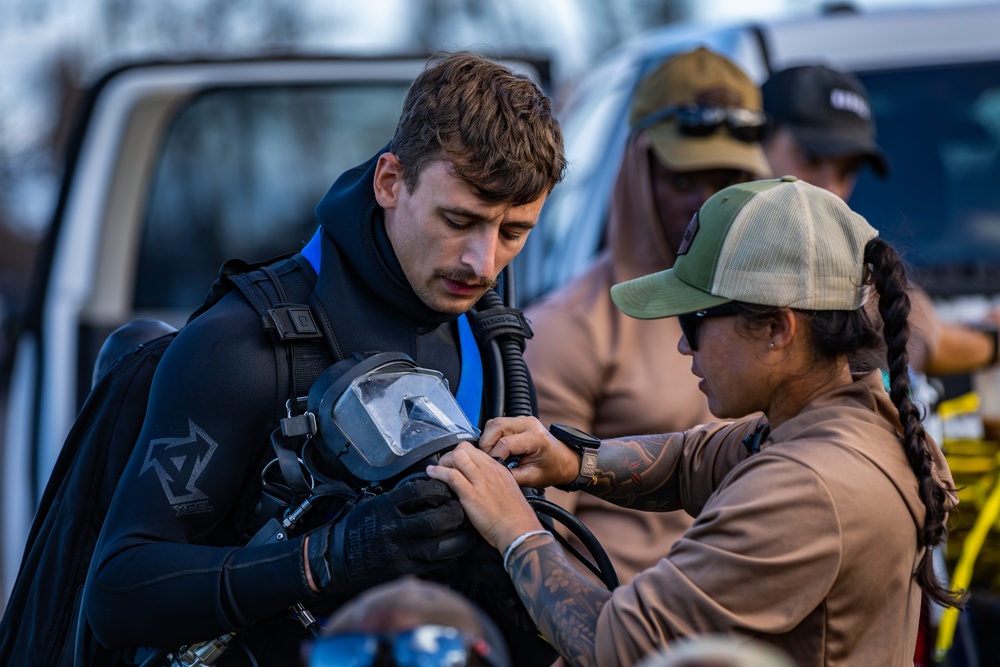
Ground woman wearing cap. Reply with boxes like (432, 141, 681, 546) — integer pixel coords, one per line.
(428, 176, 962, 667)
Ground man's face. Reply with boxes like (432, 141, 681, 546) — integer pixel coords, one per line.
(375, 154, 546, 315)
(648, 151, 753, 253)
(763, 126, 865, 201)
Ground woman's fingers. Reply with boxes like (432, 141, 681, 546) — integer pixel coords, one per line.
(477, 417, 577, 488)
(480, 416, 549, 458)
(427, 443, 540, 548)
(480, 416, 542, 451)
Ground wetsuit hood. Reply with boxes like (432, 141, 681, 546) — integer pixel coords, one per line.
(313, 146, 456, 333)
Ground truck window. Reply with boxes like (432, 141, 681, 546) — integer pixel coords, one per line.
(850, 61, 1000, 297)
(134, 84, 408, 310)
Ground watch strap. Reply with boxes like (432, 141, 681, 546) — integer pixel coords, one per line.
(550, 424, 600, 492)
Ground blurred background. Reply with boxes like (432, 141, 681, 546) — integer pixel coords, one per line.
(3, 1, 1000, 655)
(1, 0, 985, 342)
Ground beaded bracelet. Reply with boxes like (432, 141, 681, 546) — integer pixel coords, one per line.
(502, 529, 551, 571)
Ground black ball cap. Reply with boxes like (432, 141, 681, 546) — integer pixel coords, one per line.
(762, 64, 889, 178)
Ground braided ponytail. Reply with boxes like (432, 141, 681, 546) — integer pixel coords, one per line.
(865, 238, 965, 609)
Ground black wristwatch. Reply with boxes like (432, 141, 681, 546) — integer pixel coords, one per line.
(550, 423, 601, 491)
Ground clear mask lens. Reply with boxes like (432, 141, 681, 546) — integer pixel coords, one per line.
(332, 368, 479, 469)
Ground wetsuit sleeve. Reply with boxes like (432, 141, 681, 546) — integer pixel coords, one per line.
(84, 294, 316, 648)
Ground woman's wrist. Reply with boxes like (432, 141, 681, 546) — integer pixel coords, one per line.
(502, 529, 554, 571)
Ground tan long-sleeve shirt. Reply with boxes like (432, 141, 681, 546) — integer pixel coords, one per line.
(594, 371, 956, 667)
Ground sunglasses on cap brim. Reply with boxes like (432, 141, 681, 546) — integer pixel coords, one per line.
(302, 625, 502, 667)
(631, 104, 769, 144)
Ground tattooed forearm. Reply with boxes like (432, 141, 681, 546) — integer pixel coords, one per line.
(508, 535, 611, 667)
(587, 433, 683, 510)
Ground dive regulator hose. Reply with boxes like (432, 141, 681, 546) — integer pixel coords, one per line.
(474, 268, 619, 591)
(475, 267, 533, 420)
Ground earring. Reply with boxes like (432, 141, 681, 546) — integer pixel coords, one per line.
(768, 342, 775, 349)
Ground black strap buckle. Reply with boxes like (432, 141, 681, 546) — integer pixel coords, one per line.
(466, 305, 534, 350)
(263, 306, 324, 341)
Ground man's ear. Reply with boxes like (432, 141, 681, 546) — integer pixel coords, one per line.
(373, 153, 404, 209)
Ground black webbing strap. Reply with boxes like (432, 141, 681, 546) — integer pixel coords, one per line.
(226, 255, 338, 498)
(229, 255, 335, 407)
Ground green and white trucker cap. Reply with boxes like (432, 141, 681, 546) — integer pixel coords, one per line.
(611, 176, 879, 319)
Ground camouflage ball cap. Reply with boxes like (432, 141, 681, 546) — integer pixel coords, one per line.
(630, 46, 771, 177)
(610, 176, 879, 319)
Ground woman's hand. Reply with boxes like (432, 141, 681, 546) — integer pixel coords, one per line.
(478, 416, 581, 489)
(426, 442, 542, 552)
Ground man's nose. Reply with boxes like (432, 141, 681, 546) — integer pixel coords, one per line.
(462, 230, 498, 278)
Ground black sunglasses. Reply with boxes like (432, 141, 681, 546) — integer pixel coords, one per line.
(678, 303, 743, 351)
(303, 625, 500, 667)
(632, 104, 768, 143)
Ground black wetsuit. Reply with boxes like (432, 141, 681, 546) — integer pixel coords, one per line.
(84, 150, 470, 665)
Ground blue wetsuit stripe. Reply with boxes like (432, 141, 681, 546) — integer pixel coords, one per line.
(304, 227, 483, 425)
(302, 228, 322, 272)
(456, 312, 482, 427)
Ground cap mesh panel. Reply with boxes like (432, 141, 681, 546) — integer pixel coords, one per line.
(712, 182, 875, 309)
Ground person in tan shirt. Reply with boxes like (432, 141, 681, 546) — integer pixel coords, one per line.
(429, 177, 964, 667)
(524, 46, 771, 583)
(761, 63, 1000, 376)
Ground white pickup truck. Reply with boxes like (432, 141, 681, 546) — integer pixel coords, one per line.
(0, 54, 549, 602)
(519, 2, 1000, 316)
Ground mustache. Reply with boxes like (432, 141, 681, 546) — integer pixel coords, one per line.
(434, 268, 497, 290)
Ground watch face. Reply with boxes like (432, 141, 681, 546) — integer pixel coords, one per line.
(550, 423, 600, 448)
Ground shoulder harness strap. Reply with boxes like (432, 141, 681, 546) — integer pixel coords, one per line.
(221, 254, 336, 407)
(215, 254, 337, 498)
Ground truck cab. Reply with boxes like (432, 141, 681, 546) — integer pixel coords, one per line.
(519, 3, 1000, 315)
(1, 54, 548, 600)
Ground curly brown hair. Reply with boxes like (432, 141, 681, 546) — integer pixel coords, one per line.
(389, 51, 566, 205)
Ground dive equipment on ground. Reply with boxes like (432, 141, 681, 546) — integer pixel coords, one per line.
(550, 423, 602, 491)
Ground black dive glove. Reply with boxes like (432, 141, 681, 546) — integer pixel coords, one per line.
(306, 478, 474, 595)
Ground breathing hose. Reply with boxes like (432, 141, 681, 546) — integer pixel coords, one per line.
(474, 267, 618, 591)
(527, 496, 620, 589)
(475, 267, 533, 420)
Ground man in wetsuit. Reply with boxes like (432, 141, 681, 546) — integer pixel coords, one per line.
(83, 51, 565, 667)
